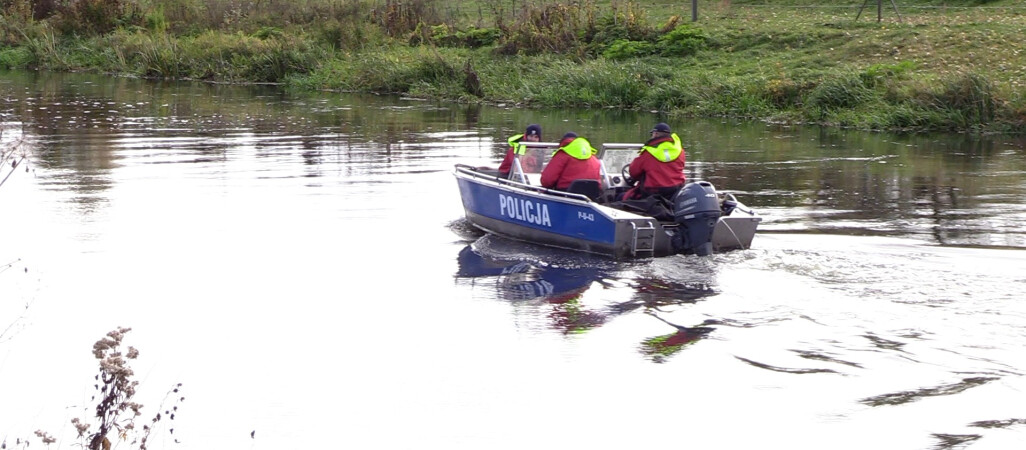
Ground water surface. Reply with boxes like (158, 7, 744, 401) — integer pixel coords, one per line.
(2, 71, 1025, 450)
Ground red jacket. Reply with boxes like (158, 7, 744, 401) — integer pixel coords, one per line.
(498, 146, 540, 176)
(627, 136, 685, 197)
(498, 147, 515, 176)
(541, 138, 602, 190)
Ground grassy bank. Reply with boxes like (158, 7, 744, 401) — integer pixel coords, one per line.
(2, 0, 1025, 133)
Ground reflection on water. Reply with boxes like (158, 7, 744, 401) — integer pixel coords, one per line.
(455, 236, 720, 361)
(638, 314, 715, 364)
(455, 239, 615, 335)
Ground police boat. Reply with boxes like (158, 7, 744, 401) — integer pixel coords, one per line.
(453, 142, 761, 259)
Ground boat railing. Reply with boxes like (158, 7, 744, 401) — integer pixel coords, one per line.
(455, 164, 596, 203)
(600, 143, 644, 151)
(519, 142, 563, 148)
(466, 141, 647, 197)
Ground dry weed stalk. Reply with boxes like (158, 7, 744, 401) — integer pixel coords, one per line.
(65, 327, 184, 450)
(0, 125, 30, 189)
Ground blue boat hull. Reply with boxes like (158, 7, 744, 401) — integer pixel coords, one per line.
(454, 165, 760, 259)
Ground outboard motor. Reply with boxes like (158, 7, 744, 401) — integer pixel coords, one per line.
(671, 181, 721, 256)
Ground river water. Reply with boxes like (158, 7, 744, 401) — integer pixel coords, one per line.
(2, 71, 1025, 449)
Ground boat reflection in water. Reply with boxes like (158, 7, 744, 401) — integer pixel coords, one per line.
(455, 238, 611, 334)
(454, 236, 720, 361)
(639, 313, 717, 364)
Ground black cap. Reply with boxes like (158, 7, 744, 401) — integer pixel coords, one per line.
(525, 124, 541, 137)
(650, 122, 671, 133)
(561, 132, 578, 140)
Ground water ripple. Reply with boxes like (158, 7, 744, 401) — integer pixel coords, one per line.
(734, 356, 841, 374)
(968, 418, 1026, 429)
(791, 349, 864, 368)
(929, 434, 981, 450)
(859, 376, 999, 407)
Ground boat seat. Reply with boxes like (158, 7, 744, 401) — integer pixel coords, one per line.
(566, 179, 603, 201)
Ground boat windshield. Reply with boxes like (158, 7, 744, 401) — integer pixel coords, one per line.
(506, 143, 558, 183)
(516, 146, 554, 175)
(506, 143, 646, 187)
(516, 144, 644, 174)
(598, 146, 643, 175)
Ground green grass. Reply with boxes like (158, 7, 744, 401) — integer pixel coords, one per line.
(2, 0, 1026, 133)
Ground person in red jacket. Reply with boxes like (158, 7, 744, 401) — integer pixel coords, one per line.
(497, 124, 542, 178)
(540, 132, 602, 191)
(622, 122, 686, 200)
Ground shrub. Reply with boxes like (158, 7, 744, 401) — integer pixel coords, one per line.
(152, 0, 209, 34)
(253, 26, 283, 40)
(656, 24, 708, 57)
(241, 36, 321, 82)
(374, 0, 441, 37)
(587, 4, 656, 49)
(409, 23, 496, 48)
(143, 6, 168, 33)
(136, 35, 183, 78)
(764, 77, 805, 108)
(861, 60, 917, 87)
(52, 0, 137, 36)
(1, 0, 33, 22)
(883, 104, 935, 131)
(934, 72, 996, 126)
(898, 72, 998, 130)
(494, 2, 587, 56)
(452, 27, 501, 48)
(316, 18, 384, 52)
(0, 46, 33, 68)
(602, 39, 654, 59)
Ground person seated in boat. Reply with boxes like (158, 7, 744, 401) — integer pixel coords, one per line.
(497, 124, 542, 178)
(540, 132, 603, 191)
(620, 122, 686, 201)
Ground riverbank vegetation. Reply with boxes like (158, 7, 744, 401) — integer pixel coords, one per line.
(1, 0, 1025, 133)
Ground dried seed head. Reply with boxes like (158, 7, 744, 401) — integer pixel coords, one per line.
(33, 430, 56, 445)
(71, 417, 90, 437)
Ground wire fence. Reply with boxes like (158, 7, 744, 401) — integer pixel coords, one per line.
(669, 1, 1026, 23)
(740, 4, 1026, 10)
(728, 0, 1026, 7)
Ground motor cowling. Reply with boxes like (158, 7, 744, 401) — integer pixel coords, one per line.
(671, 181, 721, 256)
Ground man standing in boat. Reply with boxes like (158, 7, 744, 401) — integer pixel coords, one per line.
(540, 132, 602, 191)
(622, 122, 686, 201)
(497, 124, 542, 178)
